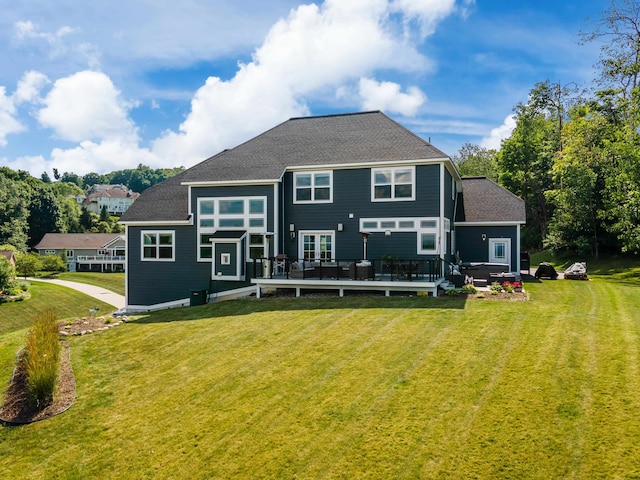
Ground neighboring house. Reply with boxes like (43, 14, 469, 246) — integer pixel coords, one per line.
(120, 111, 525, 312)
(35, 233, 126, 272)
(0, 251, 16, 268)
(78, 184, 140, 215)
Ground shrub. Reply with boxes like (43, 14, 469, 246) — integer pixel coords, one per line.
(461, 284, 478, 294)
(24, 310, 61, 409)
(40, 254, 67, 273)
(0, 256, 15, 292)
(490, 282, 503, 293)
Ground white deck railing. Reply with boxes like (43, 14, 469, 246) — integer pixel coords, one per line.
(76, 256, 126, 262)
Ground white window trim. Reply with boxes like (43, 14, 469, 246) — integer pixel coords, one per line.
(298, 230, 336, 261)
(141, 230, 175, 262)
(489, 238, 512, 270)
(197, 196, 267, 262)
(371, 166, 415, 202)
(293, 171, 333, 204)
(359, 217, 437, 234)
(66, 250, 74, 258)
(417, 231, 440, 255)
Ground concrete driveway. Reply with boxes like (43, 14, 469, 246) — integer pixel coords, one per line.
(28, 278, 125, 310)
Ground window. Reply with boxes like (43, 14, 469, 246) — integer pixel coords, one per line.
(97, 249, 109, 256)
(372, 166, 415, 201)
(294, 171, 333, 203)
(249, 233, 265, 259)
(197, 197, 267, 261)
(420, 233, 437, 252)
(44, 249, 56, 255)
(142, 231, 175, 261)
(66, 250, 74, 259)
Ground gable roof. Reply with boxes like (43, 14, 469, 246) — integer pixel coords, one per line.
(456, 177, 526, 224)
(35, 233, 125, 251)
(121, 111, 450, 223)
(0, 251, 16, 265)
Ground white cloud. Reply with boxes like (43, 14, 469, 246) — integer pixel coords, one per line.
(392, 0, 457, 37)
(480, 114, 516, 150)
(13, 21, 101, 68)
(7, 0, 463, 175)
(37, 70, 137, 143)
(358, 77, 426, 116)
(48, 140, 158, 175)
(13, 71, 49, 104)
(152, 0, 454, 167)
(0, 87, 25, 146)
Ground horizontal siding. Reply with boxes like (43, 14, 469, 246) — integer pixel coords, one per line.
(281, 164, 441, 260)
(455, 225, 519, 268)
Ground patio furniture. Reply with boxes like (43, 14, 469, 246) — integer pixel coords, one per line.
(349, 262, 374, 280)
(289, 261, 316, 279)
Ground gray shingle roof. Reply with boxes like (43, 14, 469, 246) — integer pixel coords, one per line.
(121, 111, 450, 223)
(456, 177, 526, 223)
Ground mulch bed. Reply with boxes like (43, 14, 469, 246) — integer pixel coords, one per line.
(1, 315, 126, 425)
(0, 341, 75, 425)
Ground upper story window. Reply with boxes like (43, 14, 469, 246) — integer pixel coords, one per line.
(142, 231, 175, 261)
(197, 197, 267, 261)
(294, 171, 333, 203)
(372, 166, 415, 201)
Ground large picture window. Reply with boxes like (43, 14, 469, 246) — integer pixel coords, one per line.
(294, 171, 333, 203)
(372, 166, 415, 201)
(142, 231, 175, 261)
(197, 197, 267, 261)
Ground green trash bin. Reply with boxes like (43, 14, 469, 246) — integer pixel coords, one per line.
(190, 289, 208, 306)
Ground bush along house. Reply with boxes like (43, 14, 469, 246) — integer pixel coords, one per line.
(119, 111, 525, 312)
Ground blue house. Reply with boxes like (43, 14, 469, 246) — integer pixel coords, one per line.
(120, 111, 525, 312)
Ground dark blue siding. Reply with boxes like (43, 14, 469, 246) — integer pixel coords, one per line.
(127, 184, 275, 306)
(455, 225, 519, 269)
(127, 225, 213, 305)
(443, 168, 456, 264)
(281, 164, 441, 260)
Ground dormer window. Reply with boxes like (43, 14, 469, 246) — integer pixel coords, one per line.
(372, 166, 415, 201)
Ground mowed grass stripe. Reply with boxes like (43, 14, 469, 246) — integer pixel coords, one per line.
(3, 281, 640, 478)
(584, 279, 640, 478)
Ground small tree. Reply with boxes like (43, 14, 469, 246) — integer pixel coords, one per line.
(16, 253, 43, 279)
(40, 254, 67, 273)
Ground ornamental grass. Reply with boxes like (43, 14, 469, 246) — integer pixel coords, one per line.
(23, 309, 60, 409)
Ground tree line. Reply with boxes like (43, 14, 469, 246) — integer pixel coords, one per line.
(0, 164, 184, 252)
(454, 0, 640, 256)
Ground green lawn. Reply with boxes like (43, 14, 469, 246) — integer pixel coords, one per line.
(1, 276, 640, 478)
(53, 272, 125, 296)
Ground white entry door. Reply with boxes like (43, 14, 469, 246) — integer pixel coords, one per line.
(489, 238, 511, 269)
(300, 232, 334, 261)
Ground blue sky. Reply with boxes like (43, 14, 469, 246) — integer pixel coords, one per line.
(0, 0, 607, 177)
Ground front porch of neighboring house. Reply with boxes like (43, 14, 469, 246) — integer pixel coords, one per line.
(251, 257, 449, 298)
